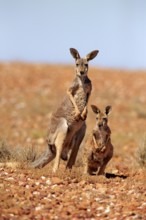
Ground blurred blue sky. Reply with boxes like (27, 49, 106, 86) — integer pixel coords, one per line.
(0, 0, 146, 69)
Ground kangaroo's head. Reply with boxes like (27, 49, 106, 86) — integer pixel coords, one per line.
(91, 105, 112, 130)
(70, 48, 99, 77)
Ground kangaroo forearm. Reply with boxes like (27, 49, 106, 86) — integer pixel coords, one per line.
(67, 90, 80, 113)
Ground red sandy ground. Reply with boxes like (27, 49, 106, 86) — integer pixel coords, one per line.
(0, 63, 146, 219)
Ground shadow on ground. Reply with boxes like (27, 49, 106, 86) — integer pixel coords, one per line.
(105, 172, 128, 179)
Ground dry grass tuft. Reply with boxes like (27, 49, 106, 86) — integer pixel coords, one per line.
(0, 140, 38, 167)
(136, 135, 146, 168)
(12, 145, 38, 164)
(0, 140, 11, 162)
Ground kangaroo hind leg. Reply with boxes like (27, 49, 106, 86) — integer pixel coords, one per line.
(66, 122, 86, 169)
(52, 118, 68, 173)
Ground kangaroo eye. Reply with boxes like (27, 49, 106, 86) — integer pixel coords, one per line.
(96, 117, 98, 120)
(76, 63, 79, 67)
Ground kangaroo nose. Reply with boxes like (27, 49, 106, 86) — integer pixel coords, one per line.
(80, 71, 84, 75)
(98, 123, 103, 128)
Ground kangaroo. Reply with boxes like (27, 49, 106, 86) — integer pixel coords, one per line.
(83, 105, 113, 175)
(31, 48, 99, 172)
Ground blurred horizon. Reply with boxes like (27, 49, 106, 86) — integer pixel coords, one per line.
(0, 0, 146, 70)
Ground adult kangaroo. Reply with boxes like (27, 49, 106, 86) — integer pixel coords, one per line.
(31, 48, 99, 172)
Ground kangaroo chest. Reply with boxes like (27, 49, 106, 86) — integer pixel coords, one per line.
(87, 130, 111, 165)
(57, 77, 91, 124)
(74, 77, 91, 109)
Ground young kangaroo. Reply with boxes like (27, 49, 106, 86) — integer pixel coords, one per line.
(31, 48, 99, 172)
(83, 105, 113, 175)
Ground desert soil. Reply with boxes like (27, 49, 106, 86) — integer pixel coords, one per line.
(0, 63, 146, 219)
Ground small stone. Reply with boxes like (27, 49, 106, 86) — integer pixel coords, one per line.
(46, 179, 51, 185)
(51, 177, 62, 184)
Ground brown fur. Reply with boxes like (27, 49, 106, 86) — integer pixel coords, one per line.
(83, 105, 113, 175)
(31, 48, 99, 172)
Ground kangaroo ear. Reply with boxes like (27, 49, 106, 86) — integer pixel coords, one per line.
(70, 48, 80, 60)
(105, 106, 112, 115)
(86, 50, 99, 61)
(91, 105, 100, 114)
